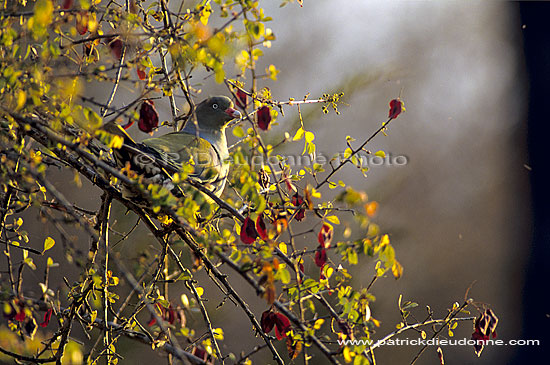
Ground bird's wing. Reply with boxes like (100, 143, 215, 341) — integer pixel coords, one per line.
(141, 132, 224, 185)
(101, 124, 227, 196)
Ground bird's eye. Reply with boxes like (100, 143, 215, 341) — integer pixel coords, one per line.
(212, 103, 219, 109)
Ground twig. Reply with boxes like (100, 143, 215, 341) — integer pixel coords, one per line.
(101, 44, 127, 118)
(1, 161, 20, 293)
(408, 301, 473, 364)
(0, 239, 42, 255)
(215, 250, 342, 365)
(0, 346, 56, 364)
(175, 229, 285, 365)
(3, 109, 199, 236)
(186, 281, 225, 364)
(315, 116, 396, 190)
(99, 194, 113, 363)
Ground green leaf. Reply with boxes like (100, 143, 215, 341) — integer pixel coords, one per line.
(176, 270, 193, 281)
(401, 302, 418, 311)
(158, 299, 170, 308)
(348, 309, 359, 322)
(277, 267, 291, 284)
(246, 21, 265, 39)
(379, 245, 395, 267)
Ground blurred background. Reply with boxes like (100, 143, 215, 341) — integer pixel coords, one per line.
(10, 1, 549, 364)
(246, 1, 531, 363)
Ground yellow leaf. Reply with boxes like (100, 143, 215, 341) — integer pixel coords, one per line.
(267, 64, 279, 80)
(392, 261, 403, 279)
(199, 4, 212, 25)
(43, 237, 55, 253)
(90, 310, 97, 323)
(15, 90, 26, 111)
(214, 64, 225, 84)
(233, 126, 245, 138)
(375, 150, 386, 158)
(234, 220, 241, 235)
(313, 318, 325, 330)
(34, 0, 53, 27)
(181, 294, 189, 307)
(158, 215, 173, 225)
(305, 131, 315, 143)
(344, 147, 352, 159)
(195, 286, 204, 297)
(109, 135, 124, 149)
(235, 50, 249, 68)
(293, 127, 304, 141)
(343, 347, 353, 363)
(213, 328, 224, 340)
(311, 188, 321, 198)
(323, 265, 334, 279)
(367, 223, 379, 237)
(87, 13, 98, 33)
(326, 215, 340, 225)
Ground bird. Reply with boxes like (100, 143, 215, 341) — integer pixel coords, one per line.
(103, 96, 241, 200)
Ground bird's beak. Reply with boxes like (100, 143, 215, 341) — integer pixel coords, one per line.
(225, 107, 242, 120)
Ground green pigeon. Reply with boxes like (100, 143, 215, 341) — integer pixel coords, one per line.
(105, 96, 241, 198)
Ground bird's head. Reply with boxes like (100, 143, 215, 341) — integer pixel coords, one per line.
(194, 96, 241, 131)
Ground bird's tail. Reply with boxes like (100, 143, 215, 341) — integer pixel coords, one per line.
(100, 121, 141, 168)
(101, 121, 137, 146)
